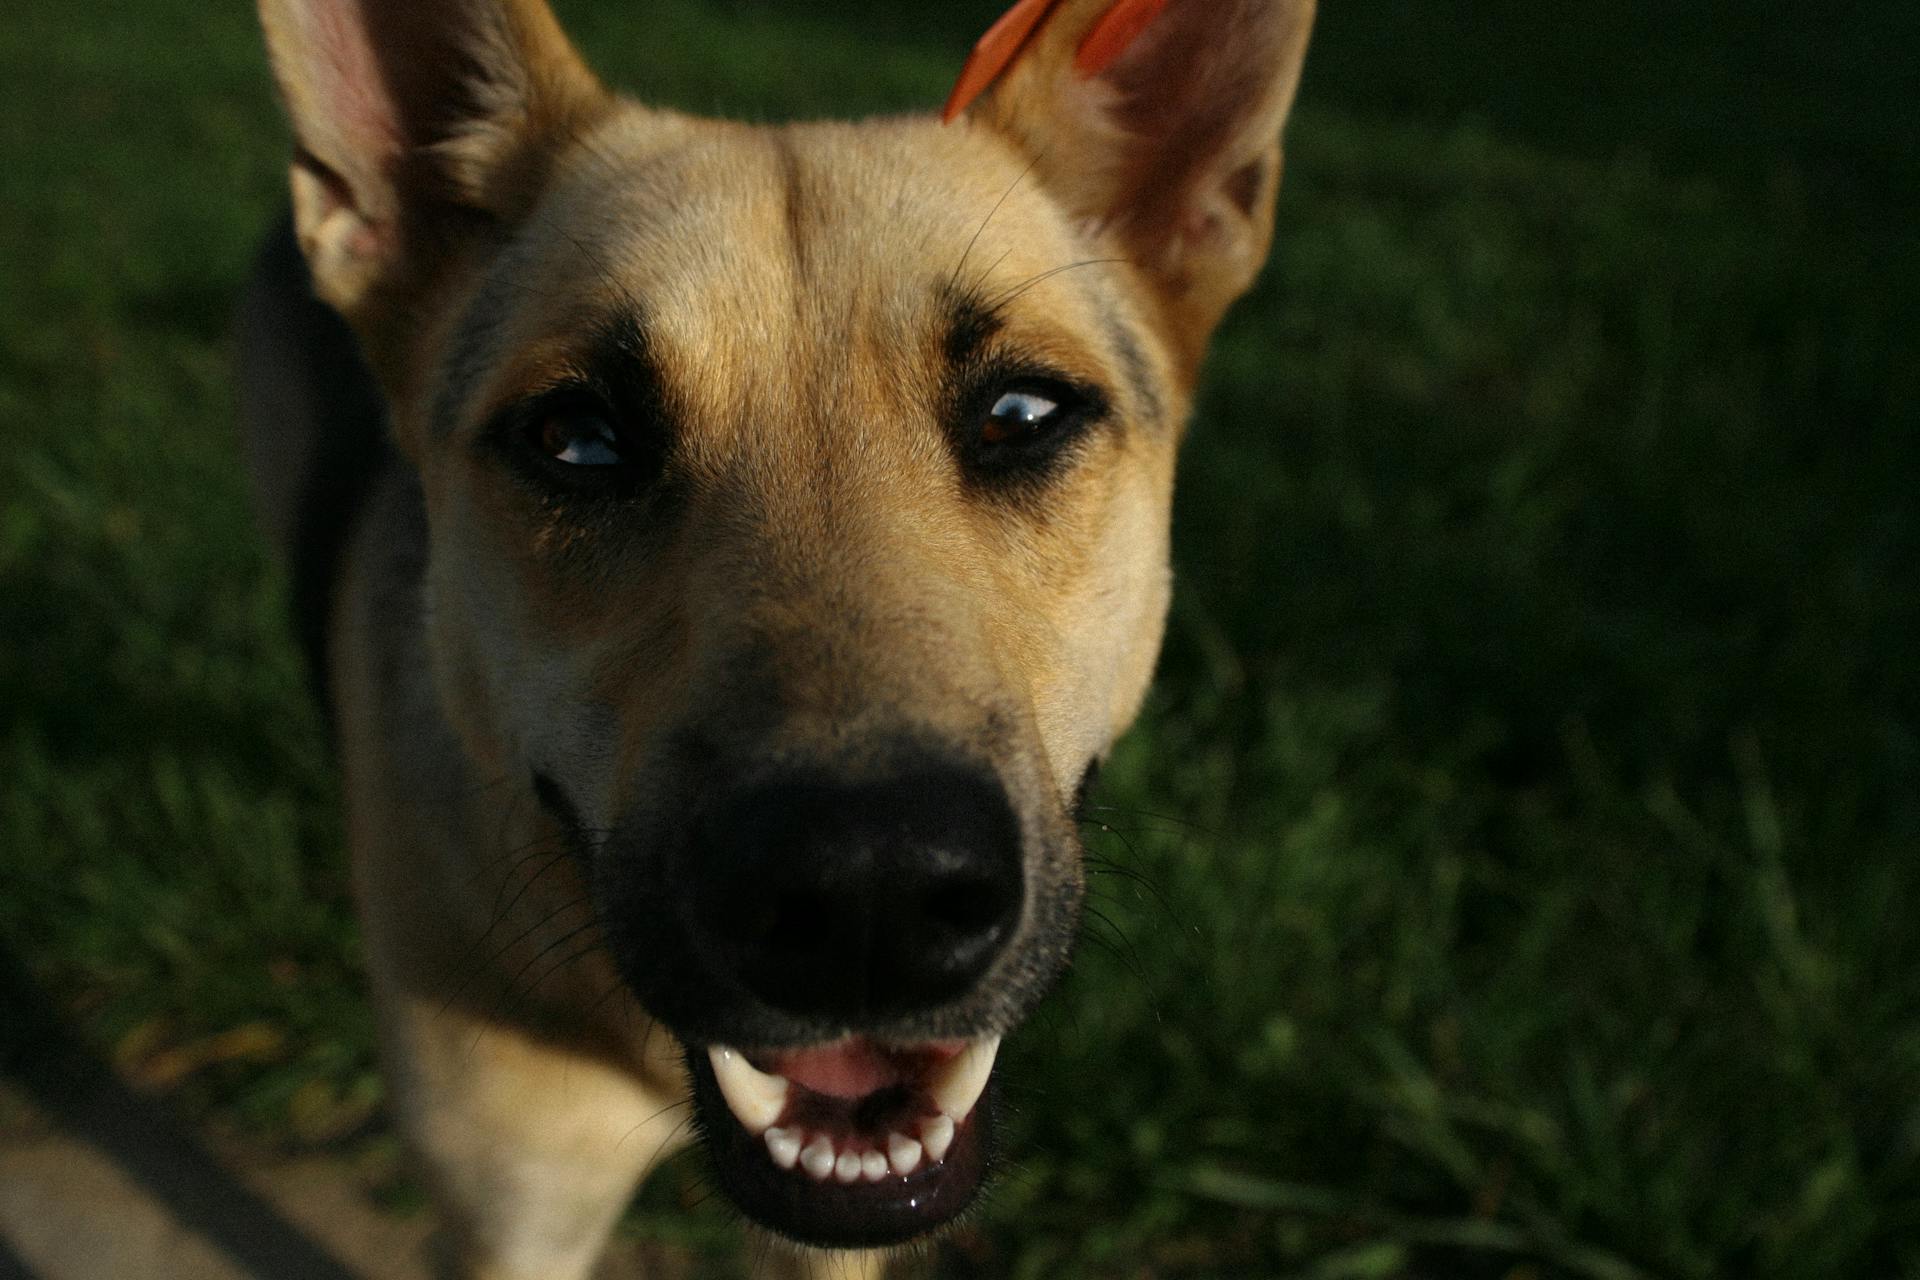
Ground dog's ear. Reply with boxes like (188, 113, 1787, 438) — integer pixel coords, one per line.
(967, 0, 1315, 377)
(257, 0, 608, 335)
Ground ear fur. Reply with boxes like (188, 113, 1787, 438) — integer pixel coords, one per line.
(973, 0, 1315, 375)
(257, 0, 609, 338)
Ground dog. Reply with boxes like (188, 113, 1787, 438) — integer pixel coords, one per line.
(236, 0, 1314, 1274)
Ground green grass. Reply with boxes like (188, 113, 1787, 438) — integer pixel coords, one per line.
(3, 1, 1917, 1276)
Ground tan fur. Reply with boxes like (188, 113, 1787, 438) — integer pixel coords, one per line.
(245, 0, 1313, 1275)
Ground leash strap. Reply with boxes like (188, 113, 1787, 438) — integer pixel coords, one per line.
(942, 0, 1174, 122)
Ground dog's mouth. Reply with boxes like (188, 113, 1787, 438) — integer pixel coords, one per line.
(690, 1034, 999, 1247)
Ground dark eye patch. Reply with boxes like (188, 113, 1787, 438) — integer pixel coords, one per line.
(939, 292, 1115, 489)
(474, 312, 673, 503)
(948, 358, 1109, 486)
(484, 384, 667, 500)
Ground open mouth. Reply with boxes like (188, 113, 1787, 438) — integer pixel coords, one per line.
(691, 1035, 1000, 1247)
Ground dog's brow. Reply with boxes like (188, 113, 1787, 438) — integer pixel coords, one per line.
(944, 284, 1163, 425)
(556, 309, 677, 444)
(441, 301, 665, 443)
(942, 293, 1006, 372)
(581, 310, 658, 393)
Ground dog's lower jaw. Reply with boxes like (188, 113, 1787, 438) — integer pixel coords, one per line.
(689, 1040, 999, 1249)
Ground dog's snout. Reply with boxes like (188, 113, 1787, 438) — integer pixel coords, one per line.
(690, 764, 1025, 1024)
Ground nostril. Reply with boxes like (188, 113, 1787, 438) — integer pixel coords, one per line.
(709, 883, 832, 950)
(765, 889, 832, 953)
(923, 877, 1013, 938)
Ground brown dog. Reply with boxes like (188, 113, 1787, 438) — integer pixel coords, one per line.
(236, 0, 1314, 1274)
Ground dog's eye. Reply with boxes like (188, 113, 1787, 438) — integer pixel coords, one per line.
(488, 388, 666, 501)
(981, 386, 1069, 445)
(534, 411, 625, 467)
(954, 374, 1105, 485)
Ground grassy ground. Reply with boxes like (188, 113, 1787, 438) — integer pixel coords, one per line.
(3, 1, 1917, 1276)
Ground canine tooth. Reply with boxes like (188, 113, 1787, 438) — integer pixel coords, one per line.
(800, 1136, 836, 1181)
(708, 1047, 790, 1135)
(834, 1151, 863, 1183)
(861, 1151, 889, 1182)
(764, 1127, 801, 1170)
(929, 1036, 1001, 1121)
(887, 1132, 923, 1176)
(921, 1114, 955, 1164)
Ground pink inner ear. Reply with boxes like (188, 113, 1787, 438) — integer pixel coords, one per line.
(304, 0, 404, 165)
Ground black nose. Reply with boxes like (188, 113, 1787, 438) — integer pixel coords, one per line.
(688, 764, 1025, 1023)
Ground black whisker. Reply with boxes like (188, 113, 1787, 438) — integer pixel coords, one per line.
(964, 245, 1015, 307)
(493, 916, 602, 1008)
(438, 895, 589, 1020)
(984, 257, 1126, 313)
(615, 1096, 695, 1151)
(478, 845, 575, 935)
(1082, 801, 1227, 838)
(467, 914, 602, 1054)
(520, 937, 605, 1003)
(1081, 903, 1147, 978)
(948, 154, 1041, 297)
(1084, 847, 1189, 932)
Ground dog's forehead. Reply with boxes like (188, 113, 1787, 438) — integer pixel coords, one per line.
(561, 112, 1088, 315)
(436, 111, 1122, 439)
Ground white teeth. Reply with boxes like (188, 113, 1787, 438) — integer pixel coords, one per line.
(764, 1127, 801, 1170)
(888, 1132, 923, 1176)
(768, 1128, 928, 1180)
(800, 1136, 836, 1181)
(921, 1113, 955, 1163)
(708, 1047, 791, 1135)
(769, 1131, 936, 1179)
(929, 1036, 1001, 1122)
(739, 1038, 998, 1181)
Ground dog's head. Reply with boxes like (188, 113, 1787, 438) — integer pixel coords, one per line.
(258, 0, 1312, 1249)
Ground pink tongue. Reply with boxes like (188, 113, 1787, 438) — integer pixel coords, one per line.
(762, 1040, 967, 1100)
(765, 1041, 901, 1099)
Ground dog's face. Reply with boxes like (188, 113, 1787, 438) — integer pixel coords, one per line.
(260, 0, 1311, 1249)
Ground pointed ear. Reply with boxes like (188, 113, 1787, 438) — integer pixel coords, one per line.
(970, 0, 1315, 375)
(257, 0, 608, 330)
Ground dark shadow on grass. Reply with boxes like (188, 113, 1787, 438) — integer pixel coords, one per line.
(0, 946, 362, 1280)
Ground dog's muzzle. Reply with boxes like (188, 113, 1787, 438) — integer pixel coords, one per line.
(599, 749, 1062, 1246)
(681, 762, 1021, 1243)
